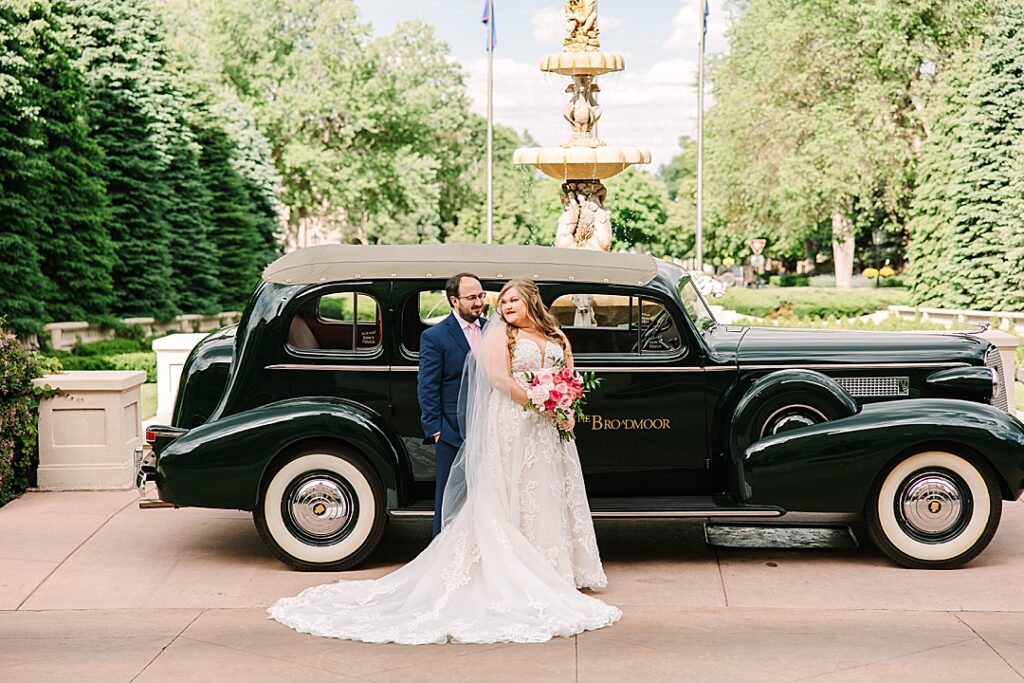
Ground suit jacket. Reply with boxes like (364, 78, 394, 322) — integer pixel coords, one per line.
(417, 313, 484, 449)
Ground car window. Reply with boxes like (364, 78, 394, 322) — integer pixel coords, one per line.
(289, 291, 381, 352)
(402, 289, 499, 353)
(550, 294, 683, 356)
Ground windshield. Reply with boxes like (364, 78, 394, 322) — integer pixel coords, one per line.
(676, 275, 718, 339)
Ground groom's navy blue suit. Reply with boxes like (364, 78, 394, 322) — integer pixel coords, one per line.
(417, 313, 484, 537)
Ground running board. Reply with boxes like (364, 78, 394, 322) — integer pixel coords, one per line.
(389, 497, 785, 520)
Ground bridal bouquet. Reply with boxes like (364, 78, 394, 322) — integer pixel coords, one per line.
(522, 365, 602, 442)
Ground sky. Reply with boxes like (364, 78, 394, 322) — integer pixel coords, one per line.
(352, 0, 734, 170)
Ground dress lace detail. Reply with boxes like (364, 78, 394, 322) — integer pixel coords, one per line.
(268, 335, 620, 644)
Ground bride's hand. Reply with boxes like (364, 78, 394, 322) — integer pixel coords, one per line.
(557, 413, 576, 432)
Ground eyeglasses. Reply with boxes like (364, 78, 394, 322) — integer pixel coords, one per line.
(457, 294, 487, 302)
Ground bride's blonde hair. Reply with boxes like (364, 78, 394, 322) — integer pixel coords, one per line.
(498, 279, 565, 363)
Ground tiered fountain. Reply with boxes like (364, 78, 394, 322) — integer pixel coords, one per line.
(513, 0, 651, 252)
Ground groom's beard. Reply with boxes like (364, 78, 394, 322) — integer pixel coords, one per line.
(456, 305, 483, 324)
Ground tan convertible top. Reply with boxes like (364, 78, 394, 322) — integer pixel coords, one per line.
(263, 243, 660, 286)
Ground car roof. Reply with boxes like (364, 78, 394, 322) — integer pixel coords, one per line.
(263, 243, 660, 287)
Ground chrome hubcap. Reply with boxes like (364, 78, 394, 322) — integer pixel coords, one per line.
(284, 473, 357, 543)
(768, 413, 818, 435)
(897, 470, 969, 541)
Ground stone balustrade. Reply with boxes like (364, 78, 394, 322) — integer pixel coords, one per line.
(32, 371, 147, 490)
(41, 312, 241, 351)
(889, 305, 1024, 334)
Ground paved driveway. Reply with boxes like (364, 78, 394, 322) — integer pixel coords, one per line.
(1, 492, 1023, 682)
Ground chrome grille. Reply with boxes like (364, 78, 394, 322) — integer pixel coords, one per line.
(835, 376, 910, 398)
(986, 348, 1008, 411)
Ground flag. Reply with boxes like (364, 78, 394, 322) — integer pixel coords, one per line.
(703, 0, 709, 37)
(482, 0, 496, 50)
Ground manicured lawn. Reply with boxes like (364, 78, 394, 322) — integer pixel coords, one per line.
(141, 382, 157, 420)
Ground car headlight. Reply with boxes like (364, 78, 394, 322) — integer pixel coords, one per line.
(925, 366, 999, 402)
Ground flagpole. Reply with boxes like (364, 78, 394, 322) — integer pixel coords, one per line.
(695, 7, 706, 274)
(695, 1, 706, 273)
(485, 3, 495, 245)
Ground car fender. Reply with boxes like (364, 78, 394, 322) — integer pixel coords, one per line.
(729, 369, 859, 457)
(739, 398, 1024, 512)
(156, 397, 409, 510)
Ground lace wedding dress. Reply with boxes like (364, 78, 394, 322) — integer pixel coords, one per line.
(268, 329, 621, 644)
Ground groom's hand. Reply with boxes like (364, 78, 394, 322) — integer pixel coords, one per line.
(433, 433, 440, 443)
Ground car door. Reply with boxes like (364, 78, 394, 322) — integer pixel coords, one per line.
(544, 286, 709, 497)
(260, 284, 392, 420)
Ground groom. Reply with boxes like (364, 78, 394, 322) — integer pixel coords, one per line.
(418, 273, 486, 537)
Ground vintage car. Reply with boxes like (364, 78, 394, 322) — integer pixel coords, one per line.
(137, 244, 1024, 571)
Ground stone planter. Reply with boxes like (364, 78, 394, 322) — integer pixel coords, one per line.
(152, 333, 208, 425)
(32, 371, 147, 491)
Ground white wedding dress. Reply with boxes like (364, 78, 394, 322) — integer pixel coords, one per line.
(268, 331, 621, 644)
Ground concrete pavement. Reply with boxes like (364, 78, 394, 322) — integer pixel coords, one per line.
(1, 492, 1023, 681)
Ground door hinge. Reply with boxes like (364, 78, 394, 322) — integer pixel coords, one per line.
(704, 456, 712, 470)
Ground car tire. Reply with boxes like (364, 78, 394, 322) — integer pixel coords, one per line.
(866, 450, 1001, 569)
(254, 445, 386, 571)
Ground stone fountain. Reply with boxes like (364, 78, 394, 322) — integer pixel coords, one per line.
(513, 0, 651, 252)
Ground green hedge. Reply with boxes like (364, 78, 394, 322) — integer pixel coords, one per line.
(71, 338, 147, 356)
(719, 287, 912, 319)
(46, 350, 156, 382)
(767, 274, 809, 287)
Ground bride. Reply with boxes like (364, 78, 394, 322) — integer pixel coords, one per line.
(268, 278, 621, 644)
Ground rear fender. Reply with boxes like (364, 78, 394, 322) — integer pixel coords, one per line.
(156, 397, 409, 510)
(739, 399, 1024, 511)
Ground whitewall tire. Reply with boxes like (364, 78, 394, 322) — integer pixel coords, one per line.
(254, 446, 386, 571)
(867, 450, 1001, 569)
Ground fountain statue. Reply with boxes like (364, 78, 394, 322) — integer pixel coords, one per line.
(513, 0, 651, 252)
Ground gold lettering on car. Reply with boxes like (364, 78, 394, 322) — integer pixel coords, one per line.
(580, 415, 671, 431)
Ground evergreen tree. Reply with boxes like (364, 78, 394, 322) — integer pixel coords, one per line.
(26, 2, 116, 322)
(196, 125, 263, 309)
(164, 142, 220, 313)
(0, 4, 49, 336)
(907, 52, 977, 307)
(66, 0, 178, 318)
(945, 4, 1024, 310)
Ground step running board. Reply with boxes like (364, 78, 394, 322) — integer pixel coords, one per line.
(389, 505, 785, 520)
(593, 508, 783, 519)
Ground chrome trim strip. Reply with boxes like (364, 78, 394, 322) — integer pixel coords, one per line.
(388, 509, 784, 519)
(580, 366, 707, 374)
(272, 361, 970, 374)
(739, 362, 969, 371)
(392, 365, 715, 374)
(266, 364, 391, 372)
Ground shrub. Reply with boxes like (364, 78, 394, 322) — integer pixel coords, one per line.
(719, 287, 912, 319)
(0, 328, 56, 506)
(108, 352, 156, 383)
(47, 350, 156, 382)
(72, 338, 147, 356)
(767, 274, 810, 287)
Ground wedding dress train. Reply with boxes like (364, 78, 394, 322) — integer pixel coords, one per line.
(268, 327, 621, 644)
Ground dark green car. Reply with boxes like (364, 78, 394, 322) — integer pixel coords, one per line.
(137, 244, 1024, 571)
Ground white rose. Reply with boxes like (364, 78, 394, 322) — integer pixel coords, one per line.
(528, 385, 550, 405)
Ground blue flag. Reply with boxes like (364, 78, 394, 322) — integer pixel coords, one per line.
(703, 0, 709, 36)
(482, 0, 496, 50)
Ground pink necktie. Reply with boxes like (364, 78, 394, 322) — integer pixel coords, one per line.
(468, 323, 480, 352)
